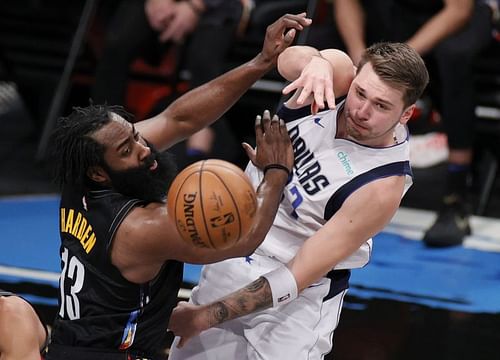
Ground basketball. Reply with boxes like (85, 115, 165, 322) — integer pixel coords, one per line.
(167, 159, 257, 249)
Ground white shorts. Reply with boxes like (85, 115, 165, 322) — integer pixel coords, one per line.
(169, 254, 349, 360)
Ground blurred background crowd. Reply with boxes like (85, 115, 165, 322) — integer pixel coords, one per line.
(1, 0, 499, 245)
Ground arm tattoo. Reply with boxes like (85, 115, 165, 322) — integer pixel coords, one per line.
(207, 277, 272, 327)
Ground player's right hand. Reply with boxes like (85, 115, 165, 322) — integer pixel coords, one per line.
(169, 301, 209, 348)
(259, 13, 312, 67)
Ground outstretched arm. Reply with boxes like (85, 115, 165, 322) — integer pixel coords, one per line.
(332, 0, 367, 65)
(277, 45, 355, 113)
(406, 0, 473, 56)
(168, 176, 406, 347)
(136, 13, 312, 151)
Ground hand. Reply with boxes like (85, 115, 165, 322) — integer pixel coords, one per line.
(168, 301, 209, 348)
(145, 0, 175, 31)
(158, 1, 199, 43)
(259, 13, 312, 67)
(242, 110, 294, 174)
(283, 55, 336, 114)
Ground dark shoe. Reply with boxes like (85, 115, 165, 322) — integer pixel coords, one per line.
(423, 195, 471, 247)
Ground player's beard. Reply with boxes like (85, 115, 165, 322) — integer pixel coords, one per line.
(104, 142, 178, 203)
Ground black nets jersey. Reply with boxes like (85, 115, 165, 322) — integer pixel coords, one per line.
(50, 185, 183, 358)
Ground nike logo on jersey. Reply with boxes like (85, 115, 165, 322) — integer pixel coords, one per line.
(313, 117, 324, 128)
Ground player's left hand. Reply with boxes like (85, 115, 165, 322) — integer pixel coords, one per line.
(259, 13, 312, 67)
(168, 301, 209, 348)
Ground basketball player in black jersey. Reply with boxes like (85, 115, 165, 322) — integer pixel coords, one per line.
(0, 289, 49, 359)
(44, 13, 310, 360)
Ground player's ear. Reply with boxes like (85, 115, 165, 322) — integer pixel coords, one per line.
(87, 165, 110, 184)
(400, 104, 416, 125)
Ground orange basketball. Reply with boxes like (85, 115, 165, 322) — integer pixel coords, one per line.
(167, 159, 257, 249)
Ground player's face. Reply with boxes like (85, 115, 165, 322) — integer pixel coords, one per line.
(92, 114, 177, 202)
(343, 63, 414, 146)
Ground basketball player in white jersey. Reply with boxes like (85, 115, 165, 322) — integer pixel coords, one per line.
(168, 42, 429, 359)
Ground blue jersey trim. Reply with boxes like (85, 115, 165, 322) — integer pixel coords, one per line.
(324, 161, 412, 220)
(277, 96, 347, 123)
(323, 269, 351, 301)
(277, 104, 311, 123)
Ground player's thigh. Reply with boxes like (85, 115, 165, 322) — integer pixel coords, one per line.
(245, 281, 345, 360)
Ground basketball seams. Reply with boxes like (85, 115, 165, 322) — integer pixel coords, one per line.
(204, 169, 243, 246)
(171, 169, 199, 242)
(167, 159, 256, 249)
(199, 161, 217, 249)
(204, 163, 254, 189)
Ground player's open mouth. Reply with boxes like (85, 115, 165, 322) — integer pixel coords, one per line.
(150, 160, 158, 171)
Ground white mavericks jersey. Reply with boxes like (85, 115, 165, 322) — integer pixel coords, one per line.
(246, 102, 413, 270)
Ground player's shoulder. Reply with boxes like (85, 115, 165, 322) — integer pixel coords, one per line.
(360, 175, 406, 206)
(121, 202, 167, 232)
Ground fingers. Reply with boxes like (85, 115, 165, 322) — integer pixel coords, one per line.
(282, 79, 301, 95)
(261, 112, 279, 135)
(242, 142, 256, 164)
(259, 110, 272, 137)
(254, 113, 263, 141)
(278, 118, 287, 137)
(311, 101, 319, 115)
(324, 80, 336, 110)
(313, 82, 325, 111)
(265, 13, 311, 48)
(273, 13, 312, 32)
(255, 110, 282, 140)
(283, 28, 297, 46)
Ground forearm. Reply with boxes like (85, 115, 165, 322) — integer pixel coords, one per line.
(202, 277, 272, 328)
(407, 0, 473, 55)
(333, 0, 366, 62)
(162, 53, 274, 139)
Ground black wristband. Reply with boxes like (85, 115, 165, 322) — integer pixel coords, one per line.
(263, 164, 291, 178)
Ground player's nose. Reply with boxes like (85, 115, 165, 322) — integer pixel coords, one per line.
(138, 141, 151, 161)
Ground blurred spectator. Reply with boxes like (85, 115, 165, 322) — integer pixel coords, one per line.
(333, 0, 495, 246)
(91, 0, 243, 168)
